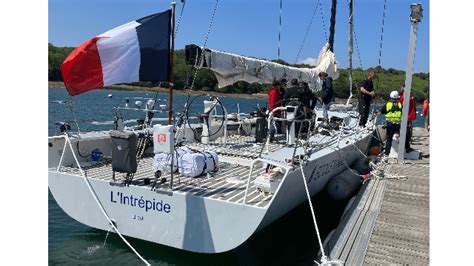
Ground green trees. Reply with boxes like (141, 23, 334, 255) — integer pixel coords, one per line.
(331, 67, 429, 103)
(48, 43, 73, 81)
(48, 43, 429, 102)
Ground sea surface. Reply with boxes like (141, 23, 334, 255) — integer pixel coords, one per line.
(48, 88, 426, 265)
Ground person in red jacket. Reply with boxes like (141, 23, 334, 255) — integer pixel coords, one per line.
(268, 80, 282, 112)
(399, 84, 416, 153)
(268, 80, 283, 140)
(422, 92, 429, 132)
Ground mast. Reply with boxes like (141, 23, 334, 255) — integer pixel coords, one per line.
(168, 2, 176, 125)
(328, 0, 337, 52)
(346, 0, 353, 105)
(168, 2, 177, 190)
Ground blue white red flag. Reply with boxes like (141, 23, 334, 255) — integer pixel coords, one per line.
(61, 10, 171, 96)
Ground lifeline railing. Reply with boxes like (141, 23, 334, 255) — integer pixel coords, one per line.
(264, 106, 316, 153)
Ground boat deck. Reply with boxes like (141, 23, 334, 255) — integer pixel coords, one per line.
(186, 135, 285, 159)
(51, 135, 290, 208)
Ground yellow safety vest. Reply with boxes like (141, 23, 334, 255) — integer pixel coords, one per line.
(386, 102, 402, 124)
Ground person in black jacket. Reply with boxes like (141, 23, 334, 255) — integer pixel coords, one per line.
(283, 79, 315, 136)
(299, 82, 317, 115)
(359, 71, 376, 127)
(319, 72, 334, 126)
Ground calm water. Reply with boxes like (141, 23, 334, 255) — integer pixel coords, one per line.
(48, 88, 425, 265)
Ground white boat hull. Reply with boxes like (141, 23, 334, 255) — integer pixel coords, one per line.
(259, 132, 372, 229)
(49, 171, 266, 253)
(49, 129, 373, 253)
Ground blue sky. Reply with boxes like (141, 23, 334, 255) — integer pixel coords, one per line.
(49, 0, 429, 72)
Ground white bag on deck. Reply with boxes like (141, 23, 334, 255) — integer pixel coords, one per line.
(178, 153, 205, 178)
(202, 151, 219, 173)
(153, 147, 191, 172)
(178, 150, 219, 178)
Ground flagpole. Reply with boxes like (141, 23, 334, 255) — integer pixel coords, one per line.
(168, 2, 176, 125)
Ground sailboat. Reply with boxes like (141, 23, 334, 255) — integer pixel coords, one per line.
(48, 0, 376, 254)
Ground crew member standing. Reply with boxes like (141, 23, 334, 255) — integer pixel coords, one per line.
(376, 91, 402, 157)
(268, 80, 282, 112)
(300, 81, 318, 117)
(422, 91, 429, 132)
(283, 78, 306, 137)
(399, 84, 416, 153)
(359, 71, 376, 127)
(319, 71, 334, 126)
(280, 79, 287, 100)
(268, 80, 282, 140)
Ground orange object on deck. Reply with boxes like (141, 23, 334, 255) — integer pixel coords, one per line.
(369, 145, 382, 156)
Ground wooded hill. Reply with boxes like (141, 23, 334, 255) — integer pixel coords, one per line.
(49, 43, 429, 103)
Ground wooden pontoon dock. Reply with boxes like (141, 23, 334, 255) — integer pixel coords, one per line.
(327, 127, 429, 265)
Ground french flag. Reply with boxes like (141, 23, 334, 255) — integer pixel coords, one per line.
(61, 10, 171, 96)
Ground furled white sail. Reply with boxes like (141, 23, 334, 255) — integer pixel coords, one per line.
(192, 43, 339, 92)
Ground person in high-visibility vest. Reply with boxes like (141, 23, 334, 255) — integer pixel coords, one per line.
(376, 91, 403, 156)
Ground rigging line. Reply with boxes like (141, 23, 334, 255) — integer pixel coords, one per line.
(59, 135, 151, 265)
(353, 28, 363, 69)
(174, 0, 187, 38)
(346, 0, 354, 105)
(189, 0, 220, 92)
(178, 0, 219, 131)
(294, 0, 320, 64)
(299, 163, 334, 265)
(318, 0, 328, 41)
(278, 0, 282, 59)
(378, 0, 388, 67)
(69, 99, 81, 133)
(348, 0, 363, 69)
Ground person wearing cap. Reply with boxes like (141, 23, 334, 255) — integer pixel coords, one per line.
(375, 91, 403, 156)
(359, 71, 376, 127)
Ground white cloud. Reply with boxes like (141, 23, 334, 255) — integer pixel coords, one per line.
(297, 57, 317, 66)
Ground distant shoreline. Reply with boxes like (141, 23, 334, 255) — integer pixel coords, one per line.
(48, 81, 387, 105)
(48, 81, 267, 100)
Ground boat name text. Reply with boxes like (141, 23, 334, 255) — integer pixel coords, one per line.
(308, 158, 346, 183)
(110, 191, 171, 213)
